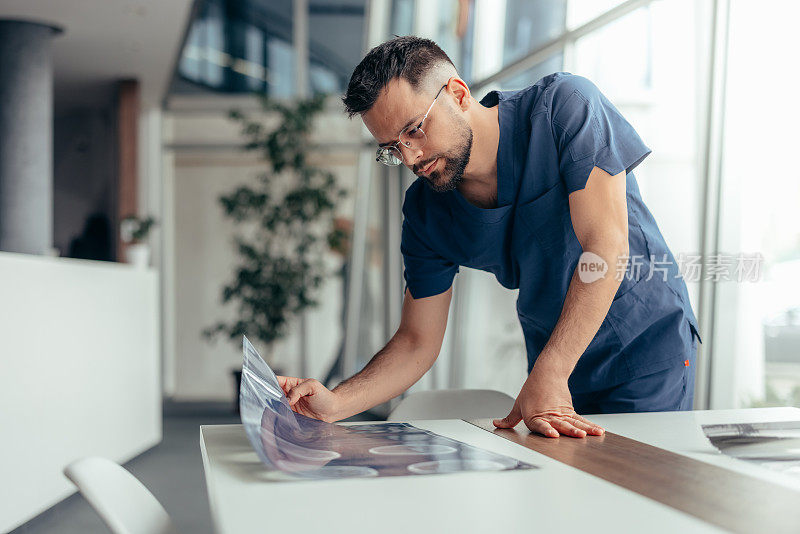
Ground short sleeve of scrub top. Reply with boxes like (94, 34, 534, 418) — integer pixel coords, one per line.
(401, 213, 459, 299)
(549, 75, 651, 193)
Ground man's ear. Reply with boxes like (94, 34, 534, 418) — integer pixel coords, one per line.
(446, 77, 472, 111)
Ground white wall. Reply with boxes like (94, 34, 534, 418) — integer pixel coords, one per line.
(163, 103, 360, 400)
(0, 252, 161, 533)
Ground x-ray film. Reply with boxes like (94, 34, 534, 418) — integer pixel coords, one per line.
(240, 336, 535, 479)
(703, 421, 800, 479)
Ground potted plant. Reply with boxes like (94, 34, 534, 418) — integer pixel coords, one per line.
(203, 94, 347, 409)
(120, 215, 157, 268)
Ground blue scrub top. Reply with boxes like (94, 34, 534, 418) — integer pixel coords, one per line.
(400, 72, 700, 394)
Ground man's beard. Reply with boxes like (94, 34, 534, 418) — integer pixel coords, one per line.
(419, 119, 473, 194)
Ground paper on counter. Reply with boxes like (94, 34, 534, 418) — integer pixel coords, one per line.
(240, 336, 536, 479)
(702, 421, 800, 478)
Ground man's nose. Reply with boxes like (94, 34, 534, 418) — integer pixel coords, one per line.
(398, 143, 423, 169)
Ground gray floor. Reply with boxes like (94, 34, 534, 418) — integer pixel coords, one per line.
(11, 403, 240, 534)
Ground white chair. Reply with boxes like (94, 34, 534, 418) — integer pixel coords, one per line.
(64, 457, 177, 534)
(388, 388, 515, 421)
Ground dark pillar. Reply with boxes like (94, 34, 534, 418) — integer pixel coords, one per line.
(0, 20, 61, 255)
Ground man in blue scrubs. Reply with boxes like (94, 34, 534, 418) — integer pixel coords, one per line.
(277, 36, 701, 438)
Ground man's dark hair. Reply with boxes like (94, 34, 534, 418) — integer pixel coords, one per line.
(342, 36, 455, 118)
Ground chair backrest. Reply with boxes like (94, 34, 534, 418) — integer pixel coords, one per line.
(64, 457, 176, 534)
(387, 388, 515, 422)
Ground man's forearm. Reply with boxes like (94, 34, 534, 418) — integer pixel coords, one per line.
(535, 244, 627, 379)
(330, 332, 437, 420)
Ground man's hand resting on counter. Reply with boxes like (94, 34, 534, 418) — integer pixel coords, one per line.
(493, 365, 605, 438)
(277, 376, 340, 423)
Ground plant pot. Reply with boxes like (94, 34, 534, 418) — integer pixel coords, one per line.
(125, 243, 150, 268)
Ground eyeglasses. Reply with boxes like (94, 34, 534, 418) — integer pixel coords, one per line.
(376, 84, 448, 166)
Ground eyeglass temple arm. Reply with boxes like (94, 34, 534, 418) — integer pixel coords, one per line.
(421, 84, 448, 124)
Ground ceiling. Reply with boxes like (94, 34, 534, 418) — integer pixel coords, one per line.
(0, 0, 195, 112)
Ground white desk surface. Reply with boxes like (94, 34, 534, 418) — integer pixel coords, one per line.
(197, 408, 800, 533)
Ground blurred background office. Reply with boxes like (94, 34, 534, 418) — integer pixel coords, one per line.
(1, 0, 799, 532)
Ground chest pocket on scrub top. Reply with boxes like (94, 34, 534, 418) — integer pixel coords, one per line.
(512, 180, 581, 330)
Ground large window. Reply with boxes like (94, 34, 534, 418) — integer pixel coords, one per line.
(568, 0, 703, 297)
(174, 0, 365, 96)
(498, 0, 566, 90)
(389, 0, 706, 399)
(712, 1, 800, 408)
